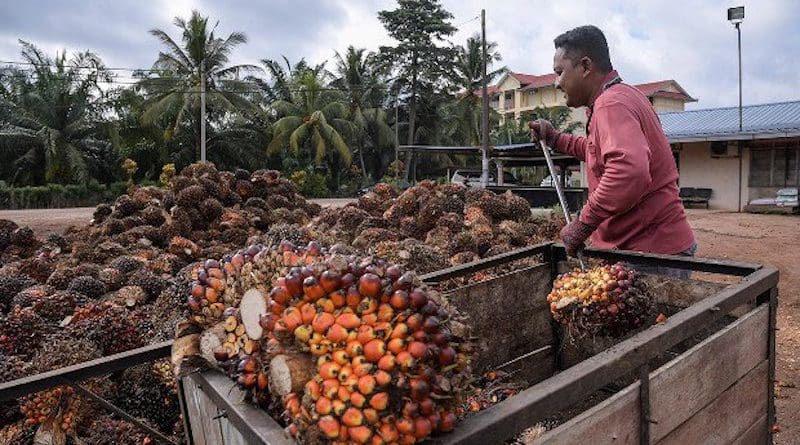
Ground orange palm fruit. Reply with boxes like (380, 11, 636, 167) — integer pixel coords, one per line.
(357, 374, 377, 395)
(315, 397, 333, 415)
(348, 425, 373, 444)
(407, 341, 427, 359)
(342, 407, 364, 427)
(369, 392, 390, 411)
(312, 312, 335, 334)
(304, 380, 321, 401)
(299, 303, 316, 325)
(318, 415, 340, 439)
(377, 354, 396, 372)
(322, 379, 339, 399)
(346, 341, 364, 357)
(396, 418, 414, 435)
(332, 349, 350, 366)
(319, 361, 341, 380)
(332, 399, 347, 416)
(326, 323, 349, 343)
(350, 391, 367, 408)
(374, 369, 392, 387)
(396, 351, 415, 370)
(363, 339, 386, 363)
(336, 312, 361, 330)
(363, 408, 380, 425)
(379, 422, 399, 442)
(413, 417, 432, 439)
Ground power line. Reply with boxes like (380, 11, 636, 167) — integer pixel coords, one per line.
(454, 15, 481, 28)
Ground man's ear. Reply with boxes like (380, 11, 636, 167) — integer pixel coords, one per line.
(580, 56, 592, 77)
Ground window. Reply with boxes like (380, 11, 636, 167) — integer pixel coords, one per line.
(749, 142, 800, 187)
(504, 91, 515, 109)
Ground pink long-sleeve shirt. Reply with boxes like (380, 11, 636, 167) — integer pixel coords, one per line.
(552, 71, 695, 255)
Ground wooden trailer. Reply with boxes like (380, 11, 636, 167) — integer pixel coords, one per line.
(179, 242, 778, 445)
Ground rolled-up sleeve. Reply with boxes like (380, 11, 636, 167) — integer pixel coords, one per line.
(579, 101, 652, 227)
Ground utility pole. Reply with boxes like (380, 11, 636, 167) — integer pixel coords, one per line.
(200, 59, 207, 163)
(480, 9, 490, 188)
(395, 93, 399, 163)
(736, 21, 742, 132)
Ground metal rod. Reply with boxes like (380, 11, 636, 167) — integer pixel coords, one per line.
(495, 345, 552, 370)
(65, 379, 179, 445)
(539, 139, 586, 269)
(480, 9, 490, 188)
(200, 59, 207, 163)
(736, 22, 743, 132)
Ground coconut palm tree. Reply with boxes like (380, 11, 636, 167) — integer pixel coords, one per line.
(268, 69, 354, 172)
(138, 10, 257, 161)
(449, 33, 505, 146)
(330, 46, 394, 181)
(0, 40, 115, 185)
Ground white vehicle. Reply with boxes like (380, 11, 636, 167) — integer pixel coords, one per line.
(451, 169, 518, 187)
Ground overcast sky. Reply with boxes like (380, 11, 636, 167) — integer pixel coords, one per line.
(0, 0, 796, 109)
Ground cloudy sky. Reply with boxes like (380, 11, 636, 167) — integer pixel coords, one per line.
(0, 0, 796, 109)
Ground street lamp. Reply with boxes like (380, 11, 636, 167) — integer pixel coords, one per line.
(728, 6, 744, 132)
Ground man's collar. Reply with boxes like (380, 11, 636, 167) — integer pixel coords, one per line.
(588, 70, 621, 107)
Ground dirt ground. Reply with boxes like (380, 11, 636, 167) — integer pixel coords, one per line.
(1, 206, 797, 442)
(686, 209, 800, 444)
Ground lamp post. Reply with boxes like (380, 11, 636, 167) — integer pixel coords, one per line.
(728, 6, 744, 132)
(728, 6, 745, 212)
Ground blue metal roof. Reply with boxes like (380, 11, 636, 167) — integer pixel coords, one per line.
(658, 100, 800, 142)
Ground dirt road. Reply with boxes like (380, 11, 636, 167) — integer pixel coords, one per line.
(1, 206, 797, 442)
(687, 210, 799, 444)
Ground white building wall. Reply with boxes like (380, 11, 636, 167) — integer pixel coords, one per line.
(677, 142, 747, 211)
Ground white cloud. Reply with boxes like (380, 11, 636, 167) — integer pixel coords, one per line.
(0, 0, 797, 108)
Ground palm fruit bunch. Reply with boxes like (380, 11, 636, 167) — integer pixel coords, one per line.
(79, 416, 150, 445)
(111, 364, 181, 434)
(19, 385, 82, 434)
(63, 302, 147, 355)
(0, 306, 52, 358)
(547, 263, 653, 337)
(180, 241, 472, 445)
(311, 182, 562, 272)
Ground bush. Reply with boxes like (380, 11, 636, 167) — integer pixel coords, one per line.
(289, 170, 330, 198)
(0, 181, 158, 210)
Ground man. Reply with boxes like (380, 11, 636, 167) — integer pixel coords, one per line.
(530, 25, 696, 259)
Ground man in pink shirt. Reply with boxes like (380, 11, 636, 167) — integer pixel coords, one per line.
(530, 25, 696, 259)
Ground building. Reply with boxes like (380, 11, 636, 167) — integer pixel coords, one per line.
(486, 71, 696, 131)
(661, 100, 800, 211)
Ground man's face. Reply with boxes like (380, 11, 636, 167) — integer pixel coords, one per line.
(553, 48, 590, 108)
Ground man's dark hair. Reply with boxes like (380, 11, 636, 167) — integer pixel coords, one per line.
(554, 25, 613, 73)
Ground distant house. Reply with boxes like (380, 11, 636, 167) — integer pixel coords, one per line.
(478, 71, 696, 132)
(660, 100, 800, 211)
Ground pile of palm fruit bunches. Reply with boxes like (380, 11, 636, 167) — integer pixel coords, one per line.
(546, 263, 654, 337)
(173, 241, 473, 444)
(0, 161, 567, 444)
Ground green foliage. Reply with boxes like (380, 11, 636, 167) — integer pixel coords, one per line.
(377, 0, 458, 145)
(0, 181, 156, 209)
(289, 169, 329, 198)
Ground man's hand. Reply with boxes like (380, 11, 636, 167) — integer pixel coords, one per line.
(560, 219, 596, 257)
(529, 119, 560, 147)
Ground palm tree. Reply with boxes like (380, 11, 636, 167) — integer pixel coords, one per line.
(330, 46, 393, 181)
(251, 56, 326, 104)
(449, 33, 505, 146)
(268, 70, 354, 174)
(0, 41, 115, 185)
(138, 10, 257, 161)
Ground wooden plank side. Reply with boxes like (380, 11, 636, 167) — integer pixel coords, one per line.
(650, 305, 768, 442)
(431, 267, 777, 445)
(195, 381, 225, 445)
(220, 416, 247, 445)
(183, 378, 207, 445)
(656, 360, 768, 445)
(532, 383, 640, 445)
(731, 415, 767, 445)
(446, 264, 553, 377)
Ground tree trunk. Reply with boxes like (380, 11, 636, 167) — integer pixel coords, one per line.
(269, 353, 314, 396)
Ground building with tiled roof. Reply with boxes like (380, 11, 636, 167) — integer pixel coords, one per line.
(481, 71, 697, 133)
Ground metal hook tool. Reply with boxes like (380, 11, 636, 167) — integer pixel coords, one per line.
(539, 139, 587, 271)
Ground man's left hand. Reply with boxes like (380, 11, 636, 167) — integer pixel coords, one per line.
(560, 220, 596, 257)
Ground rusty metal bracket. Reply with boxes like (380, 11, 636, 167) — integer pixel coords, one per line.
(63, 378, 178, 445)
